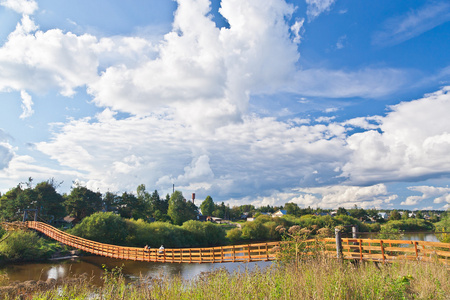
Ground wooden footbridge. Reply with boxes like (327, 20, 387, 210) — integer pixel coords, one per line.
(1, 221, 450, 266)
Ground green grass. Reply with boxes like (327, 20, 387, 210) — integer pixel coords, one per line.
(2, 255, 449, 299)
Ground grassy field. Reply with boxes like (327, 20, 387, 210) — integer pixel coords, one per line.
(1, 255, 449, 299)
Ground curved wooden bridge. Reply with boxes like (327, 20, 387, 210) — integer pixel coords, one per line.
(2, 221, 450, 266)
(26, 221, 279, 263)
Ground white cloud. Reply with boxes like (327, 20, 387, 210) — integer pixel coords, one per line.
(34, 113, 350, 198)
(0, 16, 99, 96)
(293, 184, 397, 209)
(306, 0, 336, 21)
(87, 0, 299, 130)
(341, 86, 450, 185)
(290, 18, 304, 44)
(291, 67, 411, 99)
(401, 185, 450, 206)
(19, 90, 33, 119)
(0, 132, 14, 171)
(0, 0, 38, 15)
(0, 154, 82, 194)
(336, 35, 346, 49)
(372, 1, 450, 47)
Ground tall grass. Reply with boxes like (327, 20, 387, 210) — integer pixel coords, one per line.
(4, 255, 449, 299)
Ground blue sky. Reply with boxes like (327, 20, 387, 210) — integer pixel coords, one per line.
(1, 0, 450, 210)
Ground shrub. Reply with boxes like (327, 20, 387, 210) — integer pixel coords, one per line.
(435, 215, 450, 243)
(226, 228, 242, 244)
(125, 219, 191, 248)
(0, 230, 58, 262)
(69, 212, 129, 245)
(241, 221, 268, 240)
(182, 220, 227, 246)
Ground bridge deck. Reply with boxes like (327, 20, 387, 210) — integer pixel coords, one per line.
(2, 221, 449, 265)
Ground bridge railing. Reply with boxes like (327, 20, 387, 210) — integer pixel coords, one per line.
(26, 221, 279, 263)
(25, 221, 450, 265)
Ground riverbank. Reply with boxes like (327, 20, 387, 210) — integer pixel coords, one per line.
(2, 255, 449, 299)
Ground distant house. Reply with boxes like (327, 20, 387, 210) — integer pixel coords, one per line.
(196, 215, 208, 222)
(315, 212, 329, 217)
(378, 212, 388, 220)
(240, 212, 250, 219)
(272, 210, 287, 217)
(246, 217, 255, 222)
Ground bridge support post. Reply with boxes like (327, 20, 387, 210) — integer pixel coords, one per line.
(335, 228, 342, 259)
(352, 225, 358, 239)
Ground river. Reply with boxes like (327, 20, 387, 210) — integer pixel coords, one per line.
(0, 256, 273, 286)
(0, 232, 440, 285)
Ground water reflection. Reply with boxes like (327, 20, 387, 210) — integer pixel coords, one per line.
(0, 256, 273, 286)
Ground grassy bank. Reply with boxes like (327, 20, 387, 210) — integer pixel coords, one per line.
(2, 255, 449, 299)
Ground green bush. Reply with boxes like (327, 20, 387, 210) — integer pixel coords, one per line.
(435, 215, 450, 243)
(241, 221, 268, 240)
(69, 212, 130, 246)
(0, 226, 5, 240)
(0, 230, 58, 262)
(226, 228, 242, 244)
(383, 219, 434, 232)
(182, 220, 226, 247)
(125, 219, 192, 248)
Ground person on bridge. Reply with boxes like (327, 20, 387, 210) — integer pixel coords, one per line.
(158, 245, 164, 254)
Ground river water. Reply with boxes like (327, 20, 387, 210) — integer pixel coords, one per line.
(0, 256, 273, 286)
(0, 232, 440, 285)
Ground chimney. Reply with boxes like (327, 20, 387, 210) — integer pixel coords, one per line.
(192, 193, 195, 204)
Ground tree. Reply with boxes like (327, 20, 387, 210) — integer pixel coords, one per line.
(415, 210, 424, 219)
(402, 211, 409, 220)
(284, 203, 300, 216)
(389, 209, 401, 221)
(0, 185, 24, 221)
(64, 186, 102, 220)
(200, 196, 214, 216)
(117, 192, 146, 220)
(167, 191, 198, 225)
(103, 191, 120, 212)
(336, 207, 348, 216)
(34, 180, 65, 222)
(349, 205, 367, 220)
(0, 179, 65, 222)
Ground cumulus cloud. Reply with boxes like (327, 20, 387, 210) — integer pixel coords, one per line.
(0, 16, 99, 96)
(0, 131, 14, 170)
(293, 184, 397, 209)
(34, 113, 349, 198)
(19, 90, 33, 119)
(306, 0, 336, 21)
(88, 0, 299, 130)
(401, 185, 450, 207)
(0, 0, 38, 15)
(372, 1, 450, 47)
(341, 86, 450, 185)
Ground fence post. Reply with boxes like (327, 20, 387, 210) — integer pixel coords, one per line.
(335, 228, 342, 259)
(352, 225, 358, 239)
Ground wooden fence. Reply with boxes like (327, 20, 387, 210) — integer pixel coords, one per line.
(317, 237, 450, 266)
(17, 222, 450, 266)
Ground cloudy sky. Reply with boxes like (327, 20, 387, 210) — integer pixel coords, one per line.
(1, 0, 450, 210)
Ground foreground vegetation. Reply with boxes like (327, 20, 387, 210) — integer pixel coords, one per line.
(1, 255, 448, 299)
